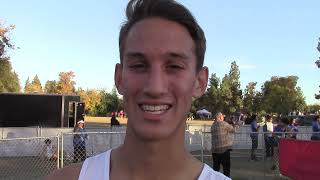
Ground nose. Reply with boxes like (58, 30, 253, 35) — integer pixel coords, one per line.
(142, 65, 168, 98)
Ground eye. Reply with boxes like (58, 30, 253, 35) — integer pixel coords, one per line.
(128, 62, 148, 72)
(167, 64, 184, 70)
(129, 63, 146, 69)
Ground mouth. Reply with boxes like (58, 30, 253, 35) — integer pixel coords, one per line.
(139, 104, 171, 114)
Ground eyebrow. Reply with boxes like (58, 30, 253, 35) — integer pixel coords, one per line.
(166, 52, 189, 60)
(124, 51, 190, 62)
(125, 52, 146, 62)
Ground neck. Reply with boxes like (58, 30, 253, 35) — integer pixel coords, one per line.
(111, 123, 201, 179)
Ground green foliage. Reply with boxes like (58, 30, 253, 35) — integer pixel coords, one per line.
(0, 58, 20, 92)
(44, 80, 58, 94)
(94, 87, 123, 116)
(192, 61, 243, 116)
(77, 88, 102, 116)
(243, 82, 260, 114)
(315, 38, 320, 99)
(195, 73, 222, 115)
(0, 22, 20, 93)
(261, 76, 306, 115)
(306, 104, 320, 114)
(316, 86, 320, 100)
(220, 61, 243, 114)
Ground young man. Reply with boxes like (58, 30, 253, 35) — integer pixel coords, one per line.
(263, 115, 274, 159)
(211, 112, 235, 177)
(46, 0, 230, 179)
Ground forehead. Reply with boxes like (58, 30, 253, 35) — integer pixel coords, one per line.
(123, 17, 196, 60)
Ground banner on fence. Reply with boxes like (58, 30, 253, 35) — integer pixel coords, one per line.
(279, 138, 320, 180)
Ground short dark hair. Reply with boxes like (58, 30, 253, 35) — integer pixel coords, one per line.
(265, 114, 271, 121)
(119, 0, 206, 72)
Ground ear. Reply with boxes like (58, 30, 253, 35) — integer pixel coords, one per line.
(114, 63, 124, 95)
(192, 66, 208, 98)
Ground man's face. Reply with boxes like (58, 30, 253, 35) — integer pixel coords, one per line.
(115, 17, 208, 140)
(216, 113, 224, 121)
(78, 123, 84, 128)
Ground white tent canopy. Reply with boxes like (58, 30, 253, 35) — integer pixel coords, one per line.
(196, 109, 212, 115)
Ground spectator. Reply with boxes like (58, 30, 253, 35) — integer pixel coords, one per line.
(288, 118, 298, 139)
(271, 117, 289, 171)
(73, 120, 88, 163)
(250, 114, 260, 161)
(42, 139, 58, 161)
(311, 115, 320, 140)
(119, 110, 125, 119)
(110, 114, 120, 126)
(263, 115, 274, 159)
(211, 112, 235, 177)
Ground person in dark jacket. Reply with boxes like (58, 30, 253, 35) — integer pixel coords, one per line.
(73, 120, 88, 162)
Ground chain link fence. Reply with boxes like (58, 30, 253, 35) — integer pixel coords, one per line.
(61, 129, 126, 168)
(0, 136, 59, 180)
(0, 128, 318, 180)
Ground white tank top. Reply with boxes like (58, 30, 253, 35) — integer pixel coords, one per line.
(79, 149, 231, 180)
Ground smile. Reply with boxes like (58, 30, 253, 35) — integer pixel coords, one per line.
(140, 104, 171, 114)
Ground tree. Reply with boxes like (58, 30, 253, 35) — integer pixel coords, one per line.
(243, 82, 258, 115)
(261, 76, 306, 115)
(77, 88, 102, 115)
(25, 75, 42, 93)
(24, 77, 31, 93)
(220, 61, 243, 115)
(95, 87, 122, 116)
(0, 21, 20, 92)
(202, 73, 222, 115)
(315, 38, 320, 99)
(316, 86, 320, 100)
(0, 21, 15, 58)
(306, 104, 320, 114)
(44, 80, 58, 94)
(0, 58, 20, 92)
(57, 71, 76, 94)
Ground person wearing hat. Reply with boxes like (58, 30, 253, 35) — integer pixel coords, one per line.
(73, 120, 88, 163)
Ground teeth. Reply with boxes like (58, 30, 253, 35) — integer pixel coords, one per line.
(141, 105, 169, 113)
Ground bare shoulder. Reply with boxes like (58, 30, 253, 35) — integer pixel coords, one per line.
(45, 163, 82, 180)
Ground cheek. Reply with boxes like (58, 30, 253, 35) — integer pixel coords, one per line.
(173, 76, 196, 96)
(172, 78, 195, 105)
(122, 74, 142, 95)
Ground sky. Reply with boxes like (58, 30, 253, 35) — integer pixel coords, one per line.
(1, 0, 320, 105)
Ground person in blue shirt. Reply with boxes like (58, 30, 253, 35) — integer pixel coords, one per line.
(250, 114, 260, 161)
(288, 118, 299, 139)
(311, 116, 320, 140)
(73, 120, 88, 162)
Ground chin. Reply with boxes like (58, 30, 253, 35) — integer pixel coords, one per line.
(131, 124, 177, 142)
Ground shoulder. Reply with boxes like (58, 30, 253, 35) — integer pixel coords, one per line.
(198, 164, 231, 180)
(45, 163, 82, 180)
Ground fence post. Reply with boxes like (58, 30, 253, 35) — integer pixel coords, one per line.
(201, 131, 204, 162)
(57, 135, 60, 169)
(262, 132, 266, 180)
(61, 133, 64, 168)
(91, 133, 94, 156)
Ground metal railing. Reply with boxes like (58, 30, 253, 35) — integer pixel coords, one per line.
(1, 129, 319, 180)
